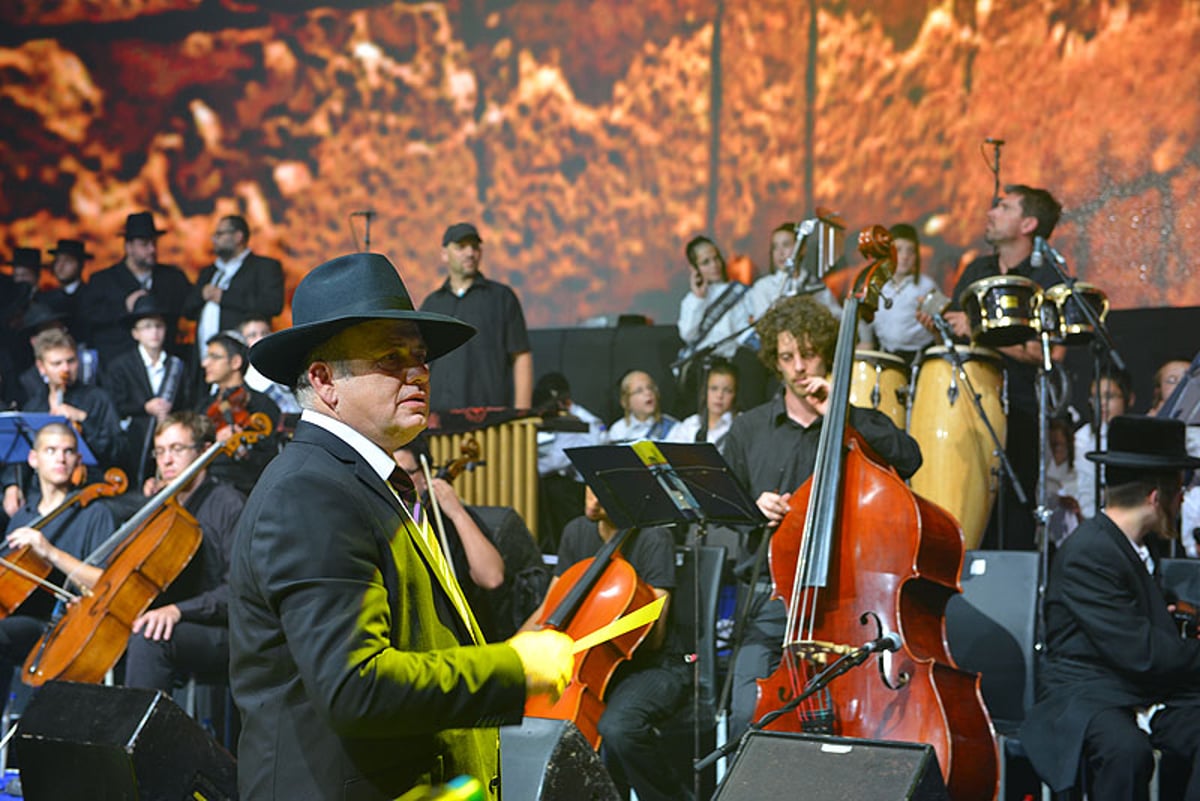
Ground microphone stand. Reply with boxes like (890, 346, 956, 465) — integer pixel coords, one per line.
(697, 643, 880, 779)
(1039, 240, 1127, 517)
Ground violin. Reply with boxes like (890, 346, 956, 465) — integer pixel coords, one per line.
(1171, 599, 1199, 638)
(0, 469, 128, 618)
(435, 438, 483, 483)
(206, 385, 251, 431)
(21, 413, 272, 687)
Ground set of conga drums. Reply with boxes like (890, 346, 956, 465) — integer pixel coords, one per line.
(849, 275, 1108, 548)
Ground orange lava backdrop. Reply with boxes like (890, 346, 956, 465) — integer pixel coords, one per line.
(1, 0, 1197, 328)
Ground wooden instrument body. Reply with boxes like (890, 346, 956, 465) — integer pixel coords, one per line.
(525, 553, 658, 748)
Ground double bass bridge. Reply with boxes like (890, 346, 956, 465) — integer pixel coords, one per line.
(786, 639, 857, 666)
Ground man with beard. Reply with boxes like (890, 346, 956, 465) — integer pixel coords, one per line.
(83, 211, 192, 364)
(721, 295, 922, 739)
(419, 223, 533, 410)
(41, 238, 94, 343)
(1022, 415, 1200, 800)
(183, 215, 284, 361)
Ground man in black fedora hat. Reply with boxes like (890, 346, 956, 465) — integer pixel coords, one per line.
(7, 247, 42, 289)
(43, 238, 94, 343)
(228, 252, 573, 800)
(419, 222, 534, 410)
(1022, 415, 1200, 800)
(83, 211, 192, 365)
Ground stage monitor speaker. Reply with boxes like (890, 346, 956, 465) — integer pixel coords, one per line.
(14, 680, 238, 801)
(713, 731, 948, 801)
(500, 718, 619, 801)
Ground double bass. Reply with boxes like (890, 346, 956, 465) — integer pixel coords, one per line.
(21, 413, 272, 687)
(752, 227, 998, 800)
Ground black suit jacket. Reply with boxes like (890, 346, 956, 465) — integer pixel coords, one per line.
(182, 253, 284, 330)
(228, 422, 525, 800)
(82, 261, 192, 364)
(102, 349, 196, 480)
(1021, 515, 1200, 790)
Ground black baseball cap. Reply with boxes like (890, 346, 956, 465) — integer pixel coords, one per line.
(442, 222, 483, 246)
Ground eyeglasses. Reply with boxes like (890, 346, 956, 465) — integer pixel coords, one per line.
(153, 443, 199, 458)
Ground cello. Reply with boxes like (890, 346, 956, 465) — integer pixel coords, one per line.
(524, 525, 660, 748)
(0, 469, 128, 617)
(752, 227, 998, 800)
(21, 413, 272, 687)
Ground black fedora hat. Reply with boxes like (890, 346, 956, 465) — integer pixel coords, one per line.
(1086, 415, 1200, 473)
(49, 239, 94, 261)
(122, 294, 169, 326)
(121, 212, 166, 240)
(19, 302, 69, 333)
(250, 252, 476, 385)
(8, 247, 42, 271)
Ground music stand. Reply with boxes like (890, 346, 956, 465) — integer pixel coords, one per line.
(0, 412, 98, 466)
(566, 441, 763, 799)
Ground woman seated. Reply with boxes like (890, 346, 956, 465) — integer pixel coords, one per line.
(666, 359, 738, 447)
(607, 370, 677, 443)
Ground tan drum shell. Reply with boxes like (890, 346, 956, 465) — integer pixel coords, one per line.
(907, 345, 1006, 550)
(849, 350, 908, 429)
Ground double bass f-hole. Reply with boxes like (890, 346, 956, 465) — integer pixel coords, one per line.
(860, 611, 909, 691)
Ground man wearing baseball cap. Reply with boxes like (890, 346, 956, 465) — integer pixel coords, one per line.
(1023, 415, 1200, 800)
(419, 222, 533, 410)
(228, 252, 572, 800)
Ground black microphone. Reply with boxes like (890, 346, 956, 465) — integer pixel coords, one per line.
(1033, 235, 1066, 266)
(858, 632, 902, 654)
(350, 209, 376, 218)
(984, 137, 1005, 145)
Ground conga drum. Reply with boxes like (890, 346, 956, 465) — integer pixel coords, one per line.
(849, 350, 908, 428)
(1040, 282, 1109, 344)
(959, 275, 1040, 347)
(908, 345, 1006, 549)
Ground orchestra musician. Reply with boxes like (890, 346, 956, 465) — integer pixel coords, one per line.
(196, 331, 280, 494)
(923, 184, 1065, 550)
(1, 423, 113, 713)
(124, 412, 245, 692)
(721, 295, 922, 739)
(520, 485, 692, 801)
(1022, 416, 1200, 800)
(227, 252, 573, 800)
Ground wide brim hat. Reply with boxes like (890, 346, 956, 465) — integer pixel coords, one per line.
(19, 301, 68, 333)
(250, 252, 476, 385)
(9, 247, 42, 270)
(49, 239, 94, 261)
(122, 294, 169, 326)
(1086, 415, 1200, 472)
(121, 211, 166, 239)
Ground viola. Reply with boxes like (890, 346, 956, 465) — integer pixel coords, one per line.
(524, 527, 658, 748)
(0, 469, 127, 618)
(206, 385, 252, 431)
(21, 413, 273, 688)
(752, 227, 998, 800)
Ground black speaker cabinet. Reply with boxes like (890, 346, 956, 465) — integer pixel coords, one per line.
(713, 732, 949, 801)
(15, 681, 238, 801)
(500, 718, 619, 801)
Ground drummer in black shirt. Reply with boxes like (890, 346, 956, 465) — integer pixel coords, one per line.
(925, 184, 1066, 550)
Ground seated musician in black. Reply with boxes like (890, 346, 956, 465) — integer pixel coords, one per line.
(195, 332, 280, 494)
(124, 411, 245, 691)
(1022, 416, 1200, 800)
(721, 295, 922, 740)
(393, 436, 508, 641)
(2, 423, 113, 712)
(521, 486, 691, 801)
